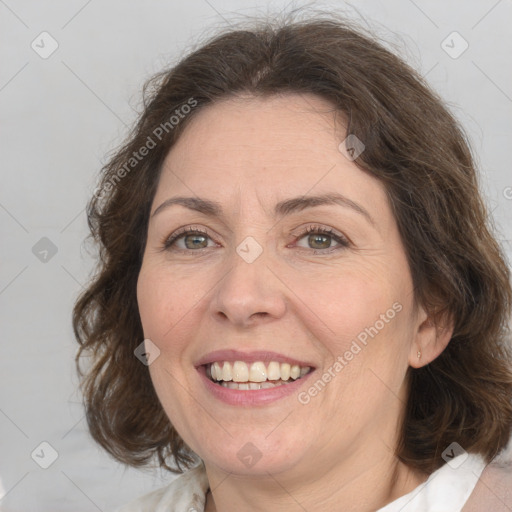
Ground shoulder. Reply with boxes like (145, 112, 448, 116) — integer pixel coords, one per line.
(112, 462, 209, 512)
(462, 459, 512, 511)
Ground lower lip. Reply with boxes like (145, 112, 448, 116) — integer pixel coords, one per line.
(197, 365, 315, 406)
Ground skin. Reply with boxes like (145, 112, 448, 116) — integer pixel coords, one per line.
(136, 93, 453, 512)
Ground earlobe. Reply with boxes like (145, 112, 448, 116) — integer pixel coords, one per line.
(409, 308, 454, 369)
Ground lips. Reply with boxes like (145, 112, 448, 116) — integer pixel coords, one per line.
(195, 350, 316, 401)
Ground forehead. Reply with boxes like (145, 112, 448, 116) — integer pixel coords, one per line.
(167, 93, 342, 170)
(156, 93, 389, 217)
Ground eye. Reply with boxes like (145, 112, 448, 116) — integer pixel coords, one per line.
(161, 224, 350, 254)
(162, 226, 217, 251)
(295, 225, 349, 253)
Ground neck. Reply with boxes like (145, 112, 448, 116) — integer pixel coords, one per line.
(204, 450, 428, 512)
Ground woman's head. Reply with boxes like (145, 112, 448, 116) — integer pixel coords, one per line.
(73, 15, 512, 477)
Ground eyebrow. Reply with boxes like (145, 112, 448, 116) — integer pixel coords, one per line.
(151, 193, 375, 226)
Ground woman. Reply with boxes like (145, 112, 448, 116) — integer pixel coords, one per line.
(73, 13, 512, 512)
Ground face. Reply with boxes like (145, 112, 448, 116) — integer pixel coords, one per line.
(137, 93, 426, 479)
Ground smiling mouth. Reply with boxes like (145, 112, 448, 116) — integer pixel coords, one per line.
(205, 360, 313, 390)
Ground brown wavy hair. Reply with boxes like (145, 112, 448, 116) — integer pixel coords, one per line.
(72, 12, 512, 475)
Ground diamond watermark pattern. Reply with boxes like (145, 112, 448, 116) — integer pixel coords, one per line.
(32, 237, 58, 263)
(31, 31, 59, 59)
(236, 236, 263, 263)
(441, 442, 468, 469)
(338, 134, 365, 161)
(31, 441, 59, 469)
(134, 338, 161, 366)
(441, 32, 469, 59)
(237, 442, 263, 468)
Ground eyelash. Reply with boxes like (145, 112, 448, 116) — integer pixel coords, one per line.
(161, 224, 350, 255)
(294, 225, 350, 254)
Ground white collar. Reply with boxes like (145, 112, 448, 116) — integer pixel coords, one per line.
(377, 453, 487, 512)
(116, 454, 487, 512)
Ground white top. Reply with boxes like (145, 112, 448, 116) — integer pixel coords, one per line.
(114, 453, 487, 512)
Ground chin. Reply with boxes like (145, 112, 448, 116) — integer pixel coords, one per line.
(200, 435, 307, 477)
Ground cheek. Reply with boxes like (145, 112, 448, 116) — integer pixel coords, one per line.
(301, 272, 412, 418)
(137, 267, 165, 338)
(137, 265, 197, 349)
(292, 268, 403, 345)
(290, 267, 415, 400)
(137, 267, 204, 431)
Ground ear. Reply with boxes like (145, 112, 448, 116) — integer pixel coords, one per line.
(408, 305, 454, 368)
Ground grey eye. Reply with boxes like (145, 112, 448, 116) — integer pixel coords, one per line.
(182, 233, 210, 249)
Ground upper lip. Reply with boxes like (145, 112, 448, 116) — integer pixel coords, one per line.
(195, 349, 316, 368)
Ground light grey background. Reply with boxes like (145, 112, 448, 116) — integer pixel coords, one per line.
(1, 0, 511, 510)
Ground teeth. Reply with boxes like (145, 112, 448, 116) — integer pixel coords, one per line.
(249, 362, 267, 382)
(280, 363, 291, 380)
(206, 360, 311, 385)
(212, 362, 222, 381)
(233, 361, 249, 382)
(222, 362, 233, 381)
(267, 361, 280, 380)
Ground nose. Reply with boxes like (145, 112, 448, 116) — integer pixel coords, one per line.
(210, 248, 287, 328)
